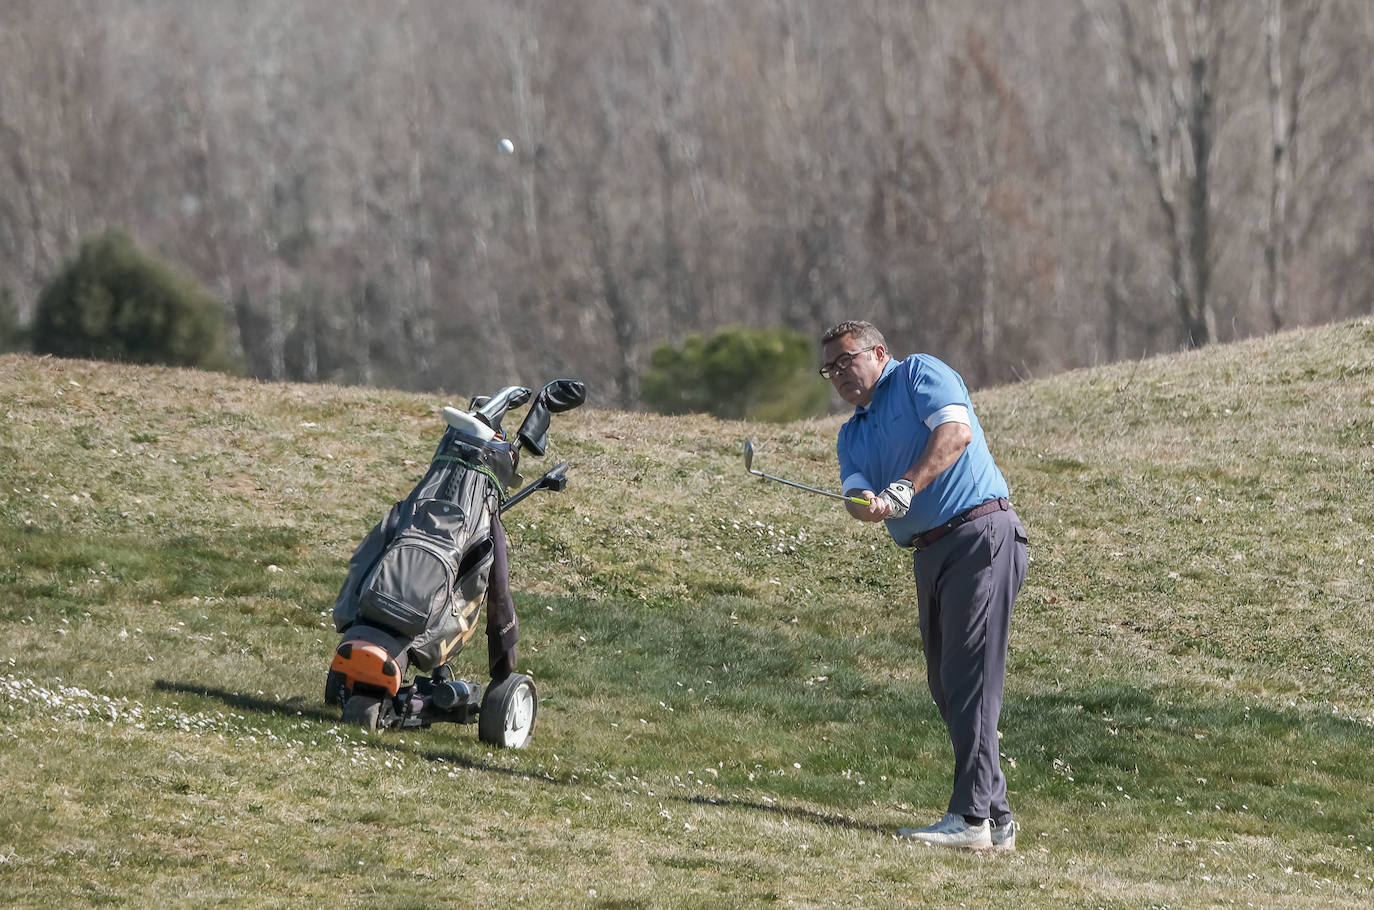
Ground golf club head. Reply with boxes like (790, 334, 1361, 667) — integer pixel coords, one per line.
(743, 439, 757, 474)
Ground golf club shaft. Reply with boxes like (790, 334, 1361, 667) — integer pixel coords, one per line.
(750, 469, 870, 505)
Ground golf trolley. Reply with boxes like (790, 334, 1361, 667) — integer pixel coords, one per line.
(325, 380, 585, 747)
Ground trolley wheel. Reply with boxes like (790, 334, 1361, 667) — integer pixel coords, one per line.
(478, 673, 537, 748)
(324, 669, 348, 707)
(342, 694, 387, 733)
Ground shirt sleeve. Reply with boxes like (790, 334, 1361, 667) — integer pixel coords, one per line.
(841, 472, 873, 495)
(924, 403, 970, 430)
(909, 357, 968, 422)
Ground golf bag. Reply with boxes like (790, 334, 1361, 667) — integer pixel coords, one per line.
(326, 380, 585, 746)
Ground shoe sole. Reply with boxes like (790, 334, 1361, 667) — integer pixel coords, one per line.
(895, 830, 993, 852)
(895, 829, 1011, 852)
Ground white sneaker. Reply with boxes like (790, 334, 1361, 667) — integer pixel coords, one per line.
(990, 820, 1018, 852)
(896, 813, 992, 851)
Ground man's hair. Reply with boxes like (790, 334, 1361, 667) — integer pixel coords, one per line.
(821, 320, 886, 350)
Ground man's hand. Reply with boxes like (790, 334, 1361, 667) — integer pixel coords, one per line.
(846, 480, 912, 521)
(879, 479, 914, 519)
(845, 490, 886, 522)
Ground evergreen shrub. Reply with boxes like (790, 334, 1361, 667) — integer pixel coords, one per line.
(32, 229, 228, 370)
(640, 325, 830, 422)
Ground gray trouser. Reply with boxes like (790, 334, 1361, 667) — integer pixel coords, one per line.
(912, 506, 1028, 825)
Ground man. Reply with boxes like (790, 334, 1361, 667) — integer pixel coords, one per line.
(819, 320, 1028, 852)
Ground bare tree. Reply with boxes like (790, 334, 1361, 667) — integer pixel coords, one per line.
(396, 1, 438, 387)
(4, 0, 1373, 400)
(1092, 0, 1241, 348)
(1263, 0, 1328, 331)
(650, 0, 687, 332)
(936, 26, 1058, 384)
(0, 2, 107, 310)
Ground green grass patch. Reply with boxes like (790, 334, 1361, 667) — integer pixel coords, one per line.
(3, 322, 1374, 907)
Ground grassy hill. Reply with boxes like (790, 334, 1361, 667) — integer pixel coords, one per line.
(2, 319, 1372, 908)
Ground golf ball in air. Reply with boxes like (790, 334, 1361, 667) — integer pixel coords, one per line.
(499, 138, 515, 154)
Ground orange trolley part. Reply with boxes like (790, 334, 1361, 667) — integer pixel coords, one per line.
(330, 640, 402, 696)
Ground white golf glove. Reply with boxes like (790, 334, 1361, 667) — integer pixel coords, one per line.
(879, 479, 914, 518)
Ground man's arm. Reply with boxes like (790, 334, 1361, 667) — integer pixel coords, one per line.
(901, 421, 971, 494)
(848, 422, 971, 522)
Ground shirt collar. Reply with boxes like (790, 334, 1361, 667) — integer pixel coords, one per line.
(853, 357, 900, 416)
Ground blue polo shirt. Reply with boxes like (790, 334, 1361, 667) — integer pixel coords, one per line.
(836, 354, 1009, 545)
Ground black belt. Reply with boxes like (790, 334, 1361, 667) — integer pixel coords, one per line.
(906, 498, 1010, 550)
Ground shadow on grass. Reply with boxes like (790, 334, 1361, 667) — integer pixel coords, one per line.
(676, 794, 891, 835)
(153, 678, 568, 785)
(157, 677, 1374, 841)
(153, 678, 893, 836)
(154, 679, 340, 723)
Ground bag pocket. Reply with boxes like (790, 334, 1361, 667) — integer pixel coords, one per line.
(356, 499, 468, 638)
(357, 538, 456, 638)
(455, 535, 495, 606)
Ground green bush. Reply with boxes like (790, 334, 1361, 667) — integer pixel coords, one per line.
(32, 229, 228, 369)
(640, 325, 830, 422)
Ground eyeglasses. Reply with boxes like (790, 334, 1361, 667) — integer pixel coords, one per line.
(819, 346, 876, 379)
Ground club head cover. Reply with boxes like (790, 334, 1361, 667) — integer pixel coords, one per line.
(538, 379, 586, 413)
(517, 380, 586, 456)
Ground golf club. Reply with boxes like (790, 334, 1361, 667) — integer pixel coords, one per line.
(742, 439, 870, 505)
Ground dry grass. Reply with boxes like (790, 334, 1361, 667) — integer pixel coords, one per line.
(2, 319, 1373, 908)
